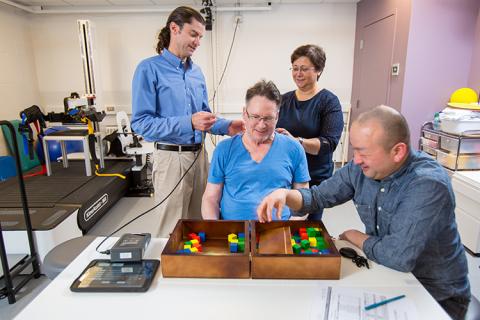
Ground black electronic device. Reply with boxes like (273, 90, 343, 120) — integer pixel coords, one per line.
(70, 259, 159, 292)
(110, 233, 151, 262)
(339, 247, 370, 269)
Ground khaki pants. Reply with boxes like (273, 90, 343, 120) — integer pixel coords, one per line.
(152, 148, 208, 237)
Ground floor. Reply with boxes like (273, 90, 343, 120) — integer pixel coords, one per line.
(1, 198, 480, 319)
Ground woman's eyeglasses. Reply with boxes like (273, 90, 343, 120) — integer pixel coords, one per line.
(290, 66, 316, 73)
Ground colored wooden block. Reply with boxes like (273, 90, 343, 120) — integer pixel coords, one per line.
(192, 242, 201, 248)
(300, 239, 310, 249)
(238, 242, 245, 252)
(291, 239, 296, 246)
(183, 244, 192, 249)
(292, 244, 301, 254)
(188, 233, 197, 240)
(230, 243, 238, 253)
(190, 239, 199, 245)
(191, 247, 199, 253)
(307, 228, 316, 237)
(198, 232, 206, 242)
(300, 233, 308, 240)
(228, 233, 238, 242)
(184, 241, 192, 246)
(238, 232, 245, 239)
(299, 227, 306, 234)
(309, 237, 317, 247)
(230, 239, 238, 244)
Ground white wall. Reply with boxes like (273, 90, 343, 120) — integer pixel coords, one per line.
(0, 3, 40, 156)
(29, 3, 356, 115)
(0, 2, 356, 157)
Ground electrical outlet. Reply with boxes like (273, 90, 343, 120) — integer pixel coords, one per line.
(105, 126, 117, 135)
(106, 105, 115, 112)
(391, 63, 400, 76)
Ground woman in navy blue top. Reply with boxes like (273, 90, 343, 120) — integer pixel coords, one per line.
(276, 44, 344, 221)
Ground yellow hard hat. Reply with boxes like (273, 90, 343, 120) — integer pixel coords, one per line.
(449, 88, 478, 104)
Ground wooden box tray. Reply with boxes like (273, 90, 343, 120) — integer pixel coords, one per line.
(161, 219, 250, 278)
(251, 221, 341, 279)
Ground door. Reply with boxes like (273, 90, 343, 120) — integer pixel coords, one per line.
(348, 14, 396, 160)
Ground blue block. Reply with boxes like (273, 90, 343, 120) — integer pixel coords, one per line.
(320, 249, 330, 254)
(198, 232, 206, 242)
(230, 243, 238, 253)
(238, 232, 245, 239)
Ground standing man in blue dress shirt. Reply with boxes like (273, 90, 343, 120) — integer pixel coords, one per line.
(257, 105, 470, 320)
(131, 6, 244, 237)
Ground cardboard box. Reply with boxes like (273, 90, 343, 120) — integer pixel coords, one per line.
(251, 221, 341, 279)
(161, 220, 250, 278)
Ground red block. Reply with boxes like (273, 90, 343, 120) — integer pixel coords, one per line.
(300, 233, 308, 240)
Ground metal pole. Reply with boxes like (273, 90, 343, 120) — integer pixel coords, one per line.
(0, 121, 40, 302)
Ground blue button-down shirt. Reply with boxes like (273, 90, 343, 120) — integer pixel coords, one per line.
(297, 150, 470, 301)
(131, 49, 230, 144)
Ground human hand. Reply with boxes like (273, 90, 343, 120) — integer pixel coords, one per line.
(192, 111, 216, 131)
(339, 229, 369, 249)
(257, 189, 289, 222)
(228, 119, 245, 136)
(275, 128, 293, 138)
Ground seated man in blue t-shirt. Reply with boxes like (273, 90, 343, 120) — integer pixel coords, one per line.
(201, 80, 310, 220)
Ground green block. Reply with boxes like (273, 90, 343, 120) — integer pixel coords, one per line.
(184, 241, 192, 246)
(238, 242, 245, 252)
(316, 238, 327, 249)
(307, 228, 316, 237)
(300, 239, 310, 249)
(292, 244, 301, 254)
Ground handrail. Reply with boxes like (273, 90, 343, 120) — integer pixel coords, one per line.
(0, 120, 40, 304)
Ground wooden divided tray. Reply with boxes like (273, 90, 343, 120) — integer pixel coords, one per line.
(251, 221, 341, 279)
(161, 219, 250, 278)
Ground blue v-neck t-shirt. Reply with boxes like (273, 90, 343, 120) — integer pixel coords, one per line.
(208, 133, 310, 220)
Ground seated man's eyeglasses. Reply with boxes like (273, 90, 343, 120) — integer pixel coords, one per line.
(245, 109, 277, 124)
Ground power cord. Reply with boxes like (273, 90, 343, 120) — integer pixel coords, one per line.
(95, 136, 205, 255)
(209, 15, 240, 104)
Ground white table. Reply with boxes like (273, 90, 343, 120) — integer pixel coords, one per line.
(16, 237, 450, 320)
(42, 130, 104, 176)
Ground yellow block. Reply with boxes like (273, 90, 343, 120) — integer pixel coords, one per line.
(190, 247, 198, 253)
(190, 239, 199, 245)
(183, 245, 192, 249)
(228, 233, 237, 242)
(291, 239, 296, 246)
(309, 237, 317, 247)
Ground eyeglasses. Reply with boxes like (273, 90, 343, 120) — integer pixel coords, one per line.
(290, 66, 316, 73)
(245, 109, 277, 124)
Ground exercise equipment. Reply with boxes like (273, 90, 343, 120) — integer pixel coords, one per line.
(0, 120, 41, 304)
(35, 127, 84, 162)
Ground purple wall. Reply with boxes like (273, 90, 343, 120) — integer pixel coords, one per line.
(401, 0, 480, 146)
(468, 8, 480, 91)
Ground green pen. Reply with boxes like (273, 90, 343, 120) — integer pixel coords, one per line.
(364, 294, 406, 311)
